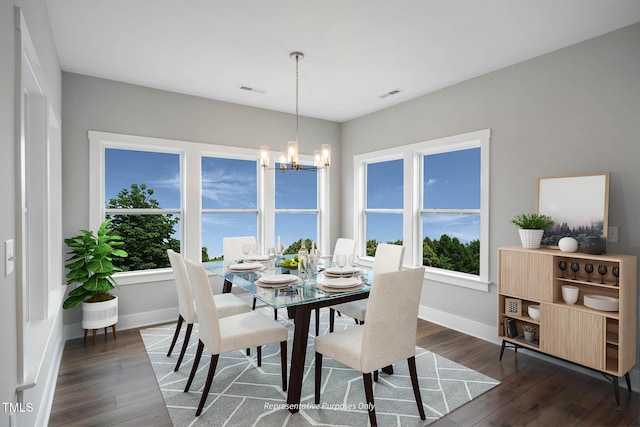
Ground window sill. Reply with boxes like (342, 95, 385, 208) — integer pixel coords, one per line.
(424, 268, 491, 292)
(114, 268, 174, 285)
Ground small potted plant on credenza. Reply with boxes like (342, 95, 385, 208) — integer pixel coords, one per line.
(63, 219, 127, 345)
(511, 213, 554, 249)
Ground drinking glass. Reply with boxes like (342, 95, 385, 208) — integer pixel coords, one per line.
(241, 244, 251, 260)
(558, 261, 567, 278)
(252, 243, 262, 256)
(335, 254, 347, 269)
(570, 262, 579, 280)
(274, 243, 284, 266)
(584, 263, 593, 282)
(348, 253, 360, 269)
(598, 265, 607, 284)
(612, 266, 619, 285)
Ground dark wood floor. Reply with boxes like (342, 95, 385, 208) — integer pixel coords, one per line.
(50, 317, 639, 426)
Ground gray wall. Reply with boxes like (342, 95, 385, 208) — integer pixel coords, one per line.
(1, 1, 62, 426)
(341, 23, 640, 366)
(61, 73, 342, 326)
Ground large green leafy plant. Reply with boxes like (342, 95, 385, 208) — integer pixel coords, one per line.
(63, 219, 128, 309)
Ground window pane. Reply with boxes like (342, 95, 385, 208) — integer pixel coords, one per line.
(202, 157, 257, 209)
(275, 164, 317, 209)
(106, 213, 180, 271)
(365, 213, 403, 256)
(422, 213, 480, 275)
(367, 159, 403, 209)
(202, 213, 257, 261)
(105, 149, 180, 208)
(423, 148, 480, 209)
(275, 213, 317, 252)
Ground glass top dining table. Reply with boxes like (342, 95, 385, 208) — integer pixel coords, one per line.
(204, 260, 372, 413)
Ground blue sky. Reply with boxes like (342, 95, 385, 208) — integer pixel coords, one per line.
(105, 147, 480, 258)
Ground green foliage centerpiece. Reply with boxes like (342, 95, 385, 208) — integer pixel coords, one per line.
(63, 219, 128, 309)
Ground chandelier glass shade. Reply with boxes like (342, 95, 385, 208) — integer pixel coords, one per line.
(260, 52, 331, 172)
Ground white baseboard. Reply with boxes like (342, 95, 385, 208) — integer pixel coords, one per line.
(418, 305, 639, 394)
(64, 306, 178, 340)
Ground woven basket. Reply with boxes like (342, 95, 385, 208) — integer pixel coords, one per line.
(518, 229, 544, 249)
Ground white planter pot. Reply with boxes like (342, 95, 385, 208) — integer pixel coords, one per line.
(518, 229, 544, 249)
(82, 296, 118, 329)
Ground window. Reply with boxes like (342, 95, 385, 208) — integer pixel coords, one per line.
(355, 129, 490, 291)
(274, 164, 318, 252)
(104, 148, 182, 271)
(90, 132, 330, 277)
(364, 159, 403, 256)
(422, 147, 481, 275)
(202, 157, 258, 261)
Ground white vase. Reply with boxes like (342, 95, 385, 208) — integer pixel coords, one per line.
(524, 330, 535, 342)
(518, 229, 544, 249)
(82, 296, 118, 329)
(558, 237, 578, 252)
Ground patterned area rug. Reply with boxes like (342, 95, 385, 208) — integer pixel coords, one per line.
(141, 307, 499, 426)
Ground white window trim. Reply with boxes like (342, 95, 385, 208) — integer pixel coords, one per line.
(89, 131, 330, 282)
(354, 129, 491, 292)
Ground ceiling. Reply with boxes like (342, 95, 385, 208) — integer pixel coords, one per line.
(46, 0, 640, 122)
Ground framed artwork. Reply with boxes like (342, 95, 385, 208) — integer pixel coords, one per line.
(536, 172, 609, 246)
(505, 298, 522, 317)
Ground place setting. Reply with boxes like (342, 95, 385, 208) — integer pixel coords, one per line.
(225, 262, 266, 274)
(317, 276, 364, 293)
(322, 253, 362, 278)
(254, 273, 301, 288)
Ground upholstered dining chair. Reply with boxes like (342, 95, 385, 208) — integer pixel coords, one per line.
(314, 267, 426, 427)
(331, 237, 356, 264)
(184, 260, 289, 417)
(329, 242, 405, 332)
(166, 249, 250, 372)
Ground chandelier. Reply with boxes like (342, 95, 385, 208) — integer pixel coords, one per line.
(260, 52, 331, 172)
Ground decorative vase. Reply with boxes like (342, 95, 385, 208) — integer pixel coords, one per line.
(518, 229, 544, 249)
(581, 236, 606, 255)
(558, 237, 578, 252)
(82, 296, 118, 330)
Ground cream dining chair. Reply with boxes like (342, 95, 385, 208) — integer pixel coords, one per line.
(184, 259, 289, 417)
(314, 267, 426, 427)
(329, 242, 405, 332)
(166, 249, 250, 372)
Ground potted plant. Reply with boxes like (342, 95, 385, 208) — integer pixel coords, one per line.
(522, 324, 537, 342)
(511, 213, 554, 249)
(63, 219, 128, 336)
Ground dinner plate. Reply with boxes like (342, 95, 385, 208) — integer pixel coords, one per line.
(324, 267, 357, 276)
(258, 274, 298, 284)
(322, 277, 361, 288)
(317, 283, 365, 293)
(247, 255, 271, 262)
(255, 277, 301, 288)
(227, 262, 264, 271)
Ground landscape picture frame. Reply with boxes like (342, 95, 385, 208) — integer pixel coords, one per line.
(535, 172, 610, 246)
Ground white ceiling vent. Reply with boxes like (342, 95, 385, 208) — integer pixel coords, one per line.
(379, 89, 403, 99)
(239, 85, 266, 94)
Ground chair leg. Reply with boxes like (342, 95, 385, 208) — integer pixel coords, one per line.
(167, 315, 184, 357)
(362, 372, 377, 426)
(174, 323, 193, 371)
(373, 370, 378, 382)
(257, 346, 262, 367)
(274, 308, 278, 320)
(329, 308, 335, 332)
(195, 354, 219, 417)
(280, 341, 288, 391)
(252, 297, 257, 310)
(184, 341, 205, 392)
(315, 308, 320, 336)
(407, 356, 426, 420)
(314, 352, 323, 404)
(354, 318, 359, 325)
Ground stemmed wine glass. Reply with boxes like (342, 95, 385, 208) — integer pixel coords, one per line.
(241, 244, 251, 261)
(570, 262, 579, 280)
(335, 254, 347, 269)
(559, 261, 567, 278)
(598, 265, 608, 284)
(584, 263, 593, 282)
(348, 253, 360, 269)
(252, 243, 262, 257)
(612, 266, 619, 286)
